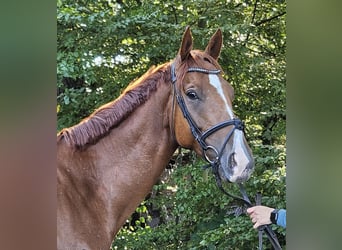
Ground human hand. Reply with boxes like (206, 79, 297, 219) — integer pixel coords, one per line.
(246, 205, 275, 229)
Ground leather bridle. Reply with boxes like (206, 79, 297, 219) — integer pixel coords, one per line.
(171, 63, 244, 166)
(170, 62, 282, 250)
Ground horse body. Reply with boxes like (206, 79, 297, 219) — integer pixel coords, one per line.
(57, 64, 177, 249)
(57, 27, 254, 249)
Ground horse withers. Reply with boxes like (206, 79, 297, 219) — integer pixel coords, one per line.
(57, 27, 254, 249)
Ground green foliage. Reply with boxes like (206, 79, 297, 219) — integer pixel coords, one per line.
(58, 0, 286, 248)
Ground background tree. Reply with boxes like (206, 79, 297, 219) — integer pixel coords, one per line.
(57, 0, 286, 248)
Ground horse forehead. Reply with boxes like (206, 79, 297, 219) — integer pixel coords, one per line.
(207, 74, 234, 118)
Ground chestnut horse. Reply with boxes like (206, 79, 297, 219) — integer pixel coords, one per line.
(57, 27, 254, 249)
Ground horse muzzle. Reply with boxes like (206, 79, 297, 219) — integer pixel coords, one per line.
(218, 135, 254, 183)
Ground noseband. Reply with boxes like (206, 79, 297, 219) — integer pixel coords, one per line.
(170, 63, 244, 168)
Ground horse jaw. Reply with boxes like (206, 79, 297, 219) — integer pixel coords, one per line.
(219, 130, 254, 183)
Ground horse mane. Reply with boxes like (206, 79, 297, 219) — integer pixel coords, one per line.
(58, 63, 171, 149)
(57, 50, 222, 150)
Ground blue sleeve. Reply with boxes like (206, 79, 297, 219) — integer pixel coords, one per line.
(276, 209, 286, 228)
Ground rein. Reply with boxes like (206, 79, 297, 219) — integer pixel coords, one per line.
(170, 62, 282, 250)
(212, 171, 282, 250)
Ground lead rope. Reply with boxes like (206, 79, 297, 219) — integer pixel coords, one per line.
(255, 192, 263, 250)
(208, 162, 282, 250)
(204, 139, 282, 249)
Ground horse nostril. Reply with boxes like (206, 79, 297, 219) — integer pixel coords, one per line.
(228, 152, 237, 168)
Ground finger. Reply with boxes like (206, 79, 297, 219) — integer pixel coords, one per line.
(246, 207, 254, 214)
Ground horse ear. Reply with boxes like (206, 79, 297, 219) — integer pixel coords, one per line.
(204, 29, 223, 60)
(179, 26, 193, 61)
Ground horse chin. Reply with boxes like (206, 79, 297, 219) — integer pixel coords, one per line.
(218, 159, 254, 183)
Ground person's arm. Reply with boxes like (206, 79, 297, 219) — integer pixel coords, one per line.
(276, 209, 286, 228)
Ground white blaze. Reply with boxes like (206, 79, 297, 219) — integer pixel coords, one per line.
(208, 74, 250, 181)
(208, 74, 234, 118)
(231, 129, 250, 177)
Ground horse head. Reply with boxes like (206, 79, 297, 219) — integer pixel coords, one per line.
(172, 27, 254, 183)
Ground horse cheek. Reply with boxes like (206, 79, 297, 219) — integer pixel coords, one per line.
(174, 118, 195, 149)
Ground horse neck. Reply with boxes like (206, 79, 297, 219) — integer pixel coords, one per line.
(102, 76, 177, 169)
(59, 78, 178, 246)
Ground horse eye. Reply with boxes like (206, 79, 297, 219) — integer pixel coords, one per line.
(186, 90, 198, 100)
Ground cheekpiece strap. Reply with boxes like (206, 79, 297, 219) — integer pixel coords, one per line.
(171, 63, 177, 84)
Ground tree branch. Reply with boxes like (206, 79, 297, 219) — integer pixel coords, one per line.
(251, 0, 259, 24)
(171, 5, 178, 25)
(255, 12, 286, 26)
(243, 0, 258, 47)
